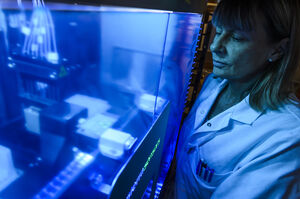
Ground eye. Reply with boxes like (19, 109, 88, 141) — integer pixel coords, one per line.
(231, 34, 245, 42)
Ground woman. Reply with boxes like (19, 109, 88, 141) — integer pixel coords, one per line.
(175, 0, 300, 198)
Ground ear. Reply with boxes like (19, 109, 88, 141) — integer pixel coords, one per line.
(268, 38, 289, 62)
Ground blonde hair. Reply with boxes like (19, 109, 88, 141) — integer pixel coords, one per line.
(212, 0, 300, 111)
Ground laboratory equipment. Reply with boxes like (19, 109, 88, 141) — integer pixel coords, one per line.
(0, 1, 202, 198)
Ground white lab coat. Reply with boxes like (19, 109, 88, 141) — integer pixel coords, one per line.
(175, 74, 300, 199)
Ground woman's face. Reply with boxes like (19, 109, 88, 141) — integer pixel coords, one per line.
(210, 22, 273, 82)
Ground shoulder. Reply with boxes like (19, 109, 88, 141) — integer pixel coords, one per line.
(280, 102, 300, 134)
(246, 101, 300, 146)
(281, 101, 300, 121)
(254, 102, 300, 147)
(262, 102, 300, 130)
(235, 103, 300, 172)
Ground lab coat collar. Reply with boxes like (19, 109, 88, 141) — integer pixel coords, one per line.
(194, 96, 263, 135)
(231, 95, 263, 125)
(192, 77, 263, 137)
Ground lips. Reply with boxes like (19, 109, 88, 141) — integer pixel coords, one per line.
(213, 60, 229, 68)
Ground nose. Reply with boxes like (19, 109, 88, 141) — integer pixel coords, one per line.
(210, 33, 227, 56)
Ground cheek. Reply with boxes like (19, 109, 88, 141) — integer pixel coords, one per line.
(230, 44, 267, 73)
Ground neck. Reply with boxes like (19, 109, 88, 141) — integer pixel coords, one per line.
(226, 75, 260, 100)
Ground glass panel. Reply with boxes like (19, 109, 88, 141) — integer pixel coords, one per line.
(155, 12, 202, 191)
(0, 2, 170, 198)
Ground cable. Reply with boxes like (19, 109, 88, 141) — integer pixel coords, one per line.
(22, 0, 59, 64)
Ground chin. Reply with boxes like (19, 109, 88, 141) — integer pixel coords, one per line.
(212, 67, 239, 80)
(212, 68, 229, 79)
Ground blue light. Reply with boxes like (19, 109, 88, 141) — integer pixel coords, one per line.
(33, 152, 95, 199)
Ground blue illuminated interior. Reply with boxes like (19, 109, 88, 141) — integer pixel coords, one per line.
(0, 2, 201, 198)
